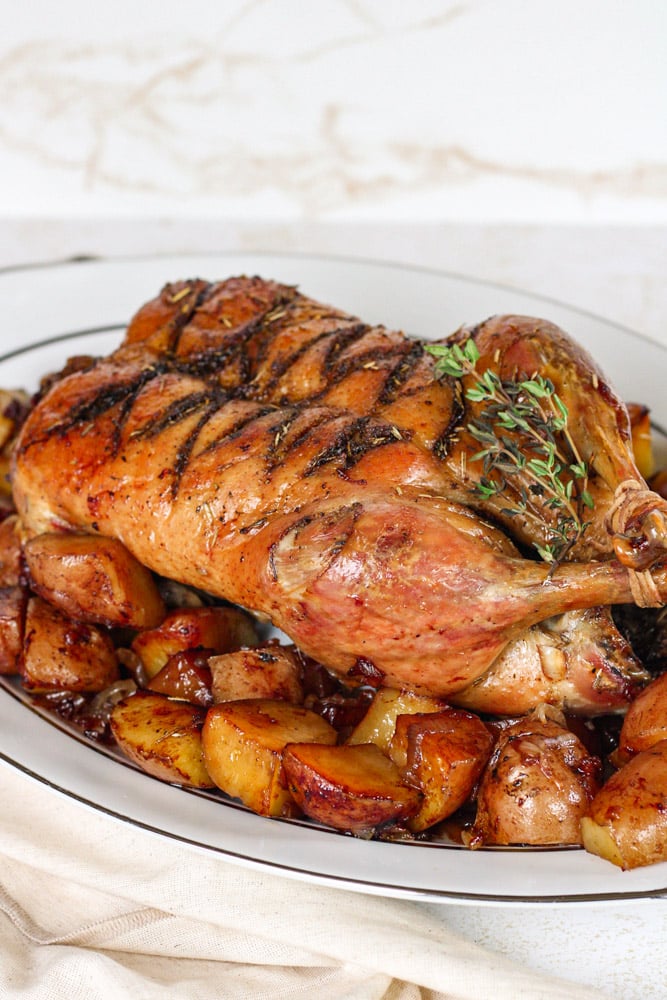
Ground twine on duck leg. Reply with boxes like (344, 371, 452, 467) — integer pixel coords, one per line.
(606, 480, 667, 607)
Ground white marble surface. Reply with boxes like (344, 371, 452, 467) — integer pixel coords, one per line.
(0, 1, 666, 224)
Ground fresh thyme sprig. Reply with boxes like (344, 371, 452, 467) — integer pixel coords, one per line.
(426, 339, 594, 566)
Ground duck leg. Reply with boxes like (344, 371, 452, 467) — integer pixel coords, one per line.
(444, 314, 667, 589)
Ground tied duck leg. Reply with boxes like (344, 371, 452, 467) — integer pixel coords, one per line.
(11, 277, 666, 699)
(445, 314, 667, 578)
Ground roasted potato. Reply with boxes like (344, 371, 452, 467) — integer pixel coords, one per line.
(283, 741, 422, 834)
(0, 515, 22, 587)
(147, 649, 214, 706)
(617, 671, 667, 761)
(132, 605, 259, 678)
(347, 687, 447, 754)
(209, 641, 303, 704)
(393, 709, 493, 832)
(582, 740, 667, 869)
(22, 595, 119, 693)
(202, 699, 336, 817)
(0, 585, 27, 675)
(471, 713, 601, 846)
(110, 690, 214, 788)
(23, 532, 166, 629)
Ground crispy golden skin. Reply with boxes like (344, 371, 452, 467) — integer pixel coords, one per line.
(11, 277, 667, 698)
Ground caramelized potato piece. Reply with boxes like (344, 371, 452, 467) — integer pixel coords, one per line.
(283, 742, 422, 834)
(471, 714, 601, 846)
(147, 649, 214, 706)
(393, 709, 493, 832)
(582, 740, 667, 869)
(0, 585, 27, 675)
(24, 533, 165, 629)
(22, 595, 119, 693)
(0, 515, 22, 587)
(110, 690, 214, 788)
(202, 699, 336, 817)
(618, 672, 667, 761)
(627, 402, 655, 481)
(209, 642, 303, 704)
(132, 606, 259, 678)
(347, 687, 447, 754)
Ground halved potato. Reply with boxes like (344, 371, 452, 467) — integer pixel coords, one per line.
(132, 605, 259, 678)
(110, 690, 214, 788)
(617, 671, 667, 761)
(347, 687, 447, 754)
(23, 532, 165, 629)
(282, 742, 422, 834)
(582, 739, 667, 869)
(393, 709, 493, 832)
(209, 642, 303, 704)
(22, 595, 119, 693)
(202, 699, 336, 817)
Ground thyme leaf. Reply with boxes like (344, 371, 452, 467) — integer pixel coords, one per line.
(426, 339, 594, 566)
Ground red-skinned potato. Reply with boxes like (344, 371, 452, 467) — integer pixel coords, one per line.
(22, 595, 119, 692)
(617, 672, 667, 762)
(392, 709, 493, 832)
(132, 605, 259, 678)
(282, 741, 422, 835)
(209, 642, 303, 704)
(470, 713, 601, 846)
(582, 740, 667, 869)
(23, 532, 165, 629)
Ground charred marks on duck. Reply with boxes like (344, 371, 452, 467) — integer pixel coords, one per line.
(303, 415, 411, 477)
(129, 390, 217, 441)
(166, 280, 214, 350)
(376, 341, 426, 405)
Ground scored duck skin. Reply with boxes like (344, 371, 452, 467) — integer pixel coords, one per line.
(11, 276, 667, 698)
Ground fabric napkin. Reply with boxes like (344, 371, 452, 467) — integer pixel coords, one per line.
(0, 764, 612, 1000)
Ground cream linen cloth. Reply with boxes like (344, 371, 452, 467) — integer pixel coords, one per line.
(0, 765, 611, 1000)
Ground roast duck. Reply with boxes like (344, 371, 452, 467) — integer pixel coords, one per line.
(11, 276, 667, 716)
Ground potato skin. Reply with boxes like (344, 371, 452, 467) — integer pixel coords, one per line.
(110, 690, 214, 788)
(618, 672, 667, 761)
(282, 742, 422, 834)
(209, 642, 303, 704)
(24, 532, 166, 629)
(21, 595, 119, 693)
(393, 709, 493, 832)
(0, 515, 22, 587)
(0, 585, 27, 675)
(471, 715, 601, 846)
(582, 739, 667, 869)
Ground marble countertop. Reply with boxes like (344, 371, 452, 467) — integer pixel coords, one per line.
(1, 0, 665, 226)
(1, 1, 665, 341)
